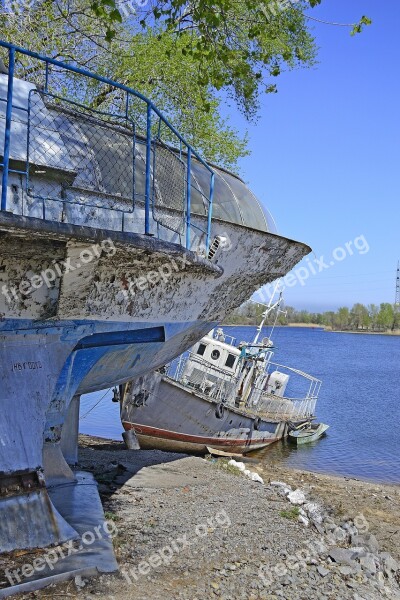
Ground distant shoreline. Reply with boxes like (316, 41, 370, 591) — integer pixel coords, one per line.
(331, 329, 400, 336)
(220, 323, 325, 328)
(221, 323, 400, 336)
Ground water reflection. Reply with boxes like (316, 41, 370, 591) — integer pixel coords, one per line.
(249, 436, 330, 467)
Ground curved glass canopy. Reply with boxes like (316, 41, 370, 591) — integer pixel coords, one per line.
(190, 159, 277, 233)
(0, 74, 277, 236)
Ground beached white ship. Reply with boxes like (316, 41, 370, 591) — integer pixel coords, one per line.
(120, 297, 322, 454)
(0, 42, 312, 557)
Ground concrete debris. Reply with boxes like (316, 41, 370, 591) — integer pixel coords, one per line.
(359, 554, 377, 575)
(351, 547, 368, 559)
(287, 489, 306, 505)
(380, 552, 399, 576)
(304, 501, 325, 524)
(74, 575, 86, 589)
(249, 472, 264, 485)
(351, 533, 380, 554)
(228, 460, 264, 484)
(229, 460, 246, 472)
(298, 515, 310, 527)
(329, 547, 359, 567)
(270, 481, 292, 490)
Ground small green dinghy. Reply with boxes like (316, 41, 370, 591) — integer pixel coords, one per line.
(288, 422, 329, 445)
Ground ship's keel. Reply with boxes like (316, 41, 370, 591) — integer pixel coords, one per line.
(0, 330, 118, 596)
(0, 329, 79, 553)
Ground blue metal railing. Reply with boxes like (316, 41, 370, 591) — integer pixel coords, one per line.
(0, 46, 14, 211)
(0, 41, 215, 251)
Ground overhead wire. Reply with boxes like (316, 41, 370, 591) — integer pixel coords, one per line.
(80, 388, 112, 420)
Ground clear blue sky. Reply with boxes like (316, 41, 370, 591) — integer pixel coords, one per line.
(229, 1, 399, 311)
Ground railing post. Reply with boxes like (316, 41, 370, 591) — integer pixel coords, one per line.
(206, 172, 215, 253)
(1, 47, 15, 212)
(186, 147, 191, 249)
(44, 61, 49, 93)
(145, 103, 152, 235)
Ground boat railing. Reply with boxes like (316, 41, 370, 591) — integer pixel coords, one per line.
(256, 393, 317, 420)
(243, 346, 274, 363)
(266, 361, 322, 402)
(209, 329, 237, 346)
(0, 41, 214, 251)
(166, 352, 239, 404)
(248, 361, 321, 420)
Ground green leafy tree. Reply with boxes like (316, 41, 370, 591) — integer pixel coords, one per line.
(91, 0, 371, 117)
(377, 303, 394, 331)
(336, 306, 350, 330)
(368, 303, 379, 331)
(320, 311, 334, 329)
(106, 29, 250, 168)
(393, 309, 400, 331)
(350, 303, 369, 330)
(0, 0, 371, 169)
(0, 0, 248, 168)
(225, 299, 400, 333)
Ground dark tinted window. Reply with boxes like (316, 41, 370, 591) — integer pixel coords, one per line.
(197, 343, 206, 356)
(225, 354, 236, 368)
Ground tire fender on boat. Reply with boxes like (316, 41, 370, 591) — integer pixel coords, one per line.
(253, 417, 261, 431)
(215, 403, 225, 419)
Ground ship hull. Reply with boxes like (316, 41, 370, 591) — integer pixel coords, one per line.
(121, 375, 288, 455)
(0, 216, 308, 551)
(125, 424, 284, 454)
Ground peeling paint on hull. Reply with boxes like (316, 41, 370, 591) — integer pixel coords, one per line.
(0, 215, 310, 551)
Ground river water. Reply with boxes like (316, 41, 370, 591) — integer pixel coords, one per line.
(79, 326, 400, 485)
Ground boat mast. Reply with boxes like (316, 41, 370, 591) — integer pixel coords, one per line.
(252, 281, 283, 345)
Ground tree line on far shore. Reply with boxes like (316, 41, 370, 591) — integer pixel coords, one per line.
(225, 301, 400, 332)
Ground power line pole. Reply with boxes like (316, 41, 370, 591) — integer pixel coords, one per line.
(395, 261, 400, 312)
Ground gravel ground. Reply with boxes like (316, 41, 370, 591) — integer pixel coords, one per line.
(4, 435, 400, 600)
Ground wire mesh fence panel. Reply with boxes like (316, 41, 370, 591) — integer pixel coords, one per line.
(152, 139, 186, 235)
(0, 42, 215, 247)
(26, 90, 135, 209)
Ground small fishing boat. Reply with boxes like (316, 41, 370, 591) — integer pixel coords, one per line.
(288, 422, 329, 445)
(120, 290, 324, 454)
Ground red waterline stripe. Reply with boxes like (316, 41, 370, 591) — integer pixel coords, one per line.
(122, 421, 280, 447)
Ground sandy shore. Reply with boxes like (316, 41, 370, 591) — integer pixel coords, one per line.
(5, 435, 400, 600)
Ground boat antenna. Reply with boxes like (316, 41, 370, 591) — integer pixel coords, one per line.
(269, 299, 287, 341)
(252, 281, 283, 344)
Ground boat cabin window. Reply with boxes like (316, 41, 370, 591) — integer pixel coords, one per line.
(225, 353, 236, 368)
(211, 349, 220, 360)
(197, 343, 206, 356)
